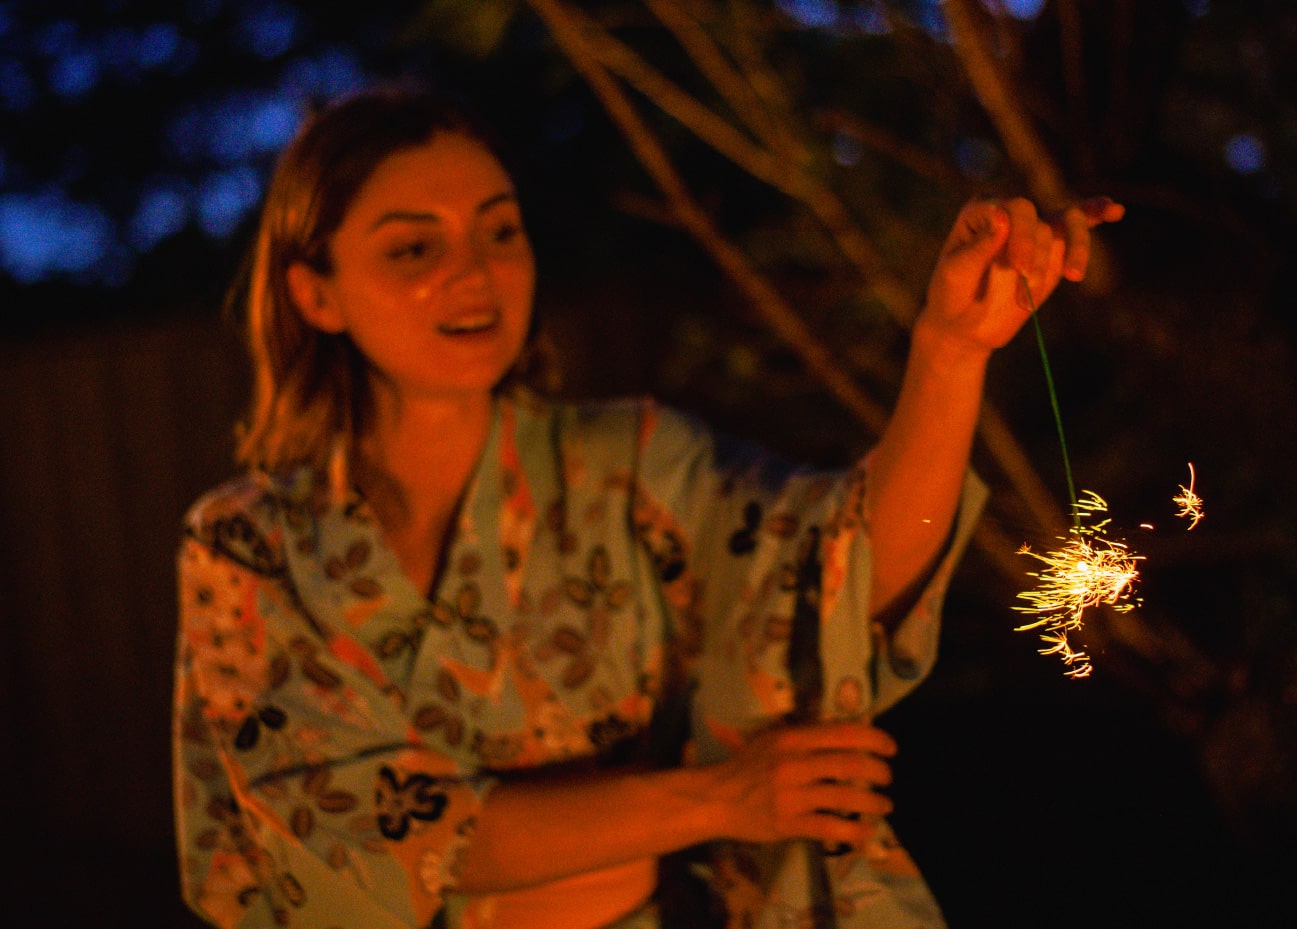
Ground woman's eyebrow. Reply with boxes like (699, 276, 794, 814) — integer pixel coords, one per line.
(369, 210, 441, 230)
(368, 192, 518, 231)
(476, 191, 518, 213)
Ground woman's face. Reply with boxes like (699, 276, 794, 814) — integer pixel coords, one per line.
(291, 132, 535, 403)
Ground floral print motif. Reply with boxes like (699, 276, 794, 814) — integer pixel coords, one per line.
(432, 582, 499, 649)
(324, 538, 384, 601)
(412, 698, 467, 750)
(233, 703, 288, 751)
(375, 605, 437, 661)
(375, 766, 449, 841)
(554, 545, 634, 689)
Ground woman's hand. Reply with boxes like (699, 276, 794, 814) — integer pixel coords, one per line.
(920, 196, 1125, 355)
(704, 721, 898, 848)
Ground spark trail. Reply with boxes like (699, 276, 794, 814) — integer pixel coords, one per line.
(1016, 279, 1145, 678)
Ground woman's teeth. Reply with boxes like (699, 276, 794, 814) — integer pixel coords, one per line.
(438, 311, 499, 335)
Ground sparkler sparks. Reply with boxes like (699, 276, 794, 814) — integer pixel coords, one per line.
(1173, 462, 1205, 529)
(1015, 491, 1144, 678)
(1014, 273, 1171, 680)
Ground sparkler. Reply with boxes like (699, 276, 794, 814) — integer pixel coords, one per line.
(1015, 279, 1145, 678)
(1173, 462, 1204, 529)
(1015, 492, 1144, 678)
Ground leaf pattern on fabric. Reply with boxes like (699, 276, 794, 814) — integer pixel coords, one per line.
(322, 537, 385, 602)
(429, 582, 499, 649)
(554, 544, 636, 690)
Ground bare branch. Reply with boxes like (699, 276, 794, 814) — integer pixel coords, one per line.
(541, 1, 921, 323)
(721, 0, 804, 140)
(549, 2, 792, 193)
(642, 0, 804, 163)
(523, 0, 891, 434)
(943, 0, 1071, 209)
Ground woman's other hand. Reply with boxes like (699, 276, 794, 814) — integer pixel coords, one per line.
(920, 196, 1125, 355)
(704, 721, 898, 848)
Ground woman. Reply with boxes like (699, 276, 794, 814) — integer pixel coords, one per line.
(173, 86, 1121, 929)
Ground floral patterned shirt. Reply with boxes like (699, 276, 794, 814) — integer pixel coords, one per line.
(173, 390, 986, 929)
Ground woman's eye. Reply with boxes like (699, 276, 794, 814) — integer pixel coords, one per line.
(490, 222, 522, 245)
(387, 239, 441, 263)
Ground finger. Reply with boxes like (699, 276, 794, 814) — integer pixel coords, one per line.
(823, 814, 886, 857)
(1048, 229, 1068, 286)
(984, 259, 1022, 313)
(801, 783, 894, 819)
(774, 722, 898, 757)
(789, 810, 859, 845)
(1031, 219, 1054, 290)
(1057, 206, 1092, 281)
(1001, 197, 1041, 276)
(780, 752, 894, 789)
(789, 808, 887, 846)
(1079, 195, 1125, 226)
(1008, 220, 1057, 310)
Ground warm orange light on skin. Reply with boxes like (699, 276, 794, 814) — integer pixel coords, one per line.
(1174, 462, 1205, 530)
(1016, 491, 1144, 679)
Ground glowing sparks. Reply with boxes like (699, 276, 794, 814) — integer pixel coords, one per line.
(1015, 274, 1195, 680)
(1015, 530, 1141, 622)
(1016, 491, 1144, 679)
(1173, 462, 1205, 530)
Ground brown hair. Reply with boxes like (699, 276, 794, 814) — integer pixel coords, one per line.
(233, 85, 534, 475)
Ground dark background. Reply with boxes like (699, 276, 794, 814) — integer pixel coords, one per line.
(1, 1, 1294, 926)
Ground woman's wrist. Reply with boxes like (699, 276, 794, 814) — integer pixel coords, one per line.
(907, 317, 996, 386)
(653, 760, 737, 847)
(908, 313, 996, 372)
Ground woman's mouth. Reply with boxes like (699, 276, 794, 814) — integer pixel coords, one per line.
(437, 308, 501, 336)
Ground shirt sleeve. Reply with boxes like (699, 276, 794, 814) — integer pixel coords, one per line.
(627, 399, 986, 758)
(173, 495, 495, 929)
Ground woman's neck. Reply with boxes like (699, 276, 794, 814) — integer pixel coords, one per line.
(356, 386, 495, 591)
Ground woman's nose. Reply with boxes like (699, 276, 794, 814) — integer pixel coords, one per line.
(445, 238, 490, 288)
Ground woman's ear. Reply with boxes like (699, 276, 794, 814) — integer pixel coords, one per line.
(286, 262, 346, 334)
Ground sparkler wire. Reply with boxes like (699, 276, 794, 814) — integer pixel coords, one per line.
(1013, 278, 1146, 679)
(1022, 279, 1080, 530)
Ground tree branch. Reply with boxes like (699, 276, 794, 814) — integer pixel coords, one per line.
(523, 0, 891, 434)
(943, 0, 1070, 208)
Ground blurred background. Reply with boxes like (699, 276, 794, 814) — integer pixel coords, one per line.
(1, 1, 1294, 926)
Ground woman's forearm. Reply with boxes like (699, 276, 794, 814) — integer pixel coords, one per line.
(455, 763, 721, 893)
(864, 317, 990, 620)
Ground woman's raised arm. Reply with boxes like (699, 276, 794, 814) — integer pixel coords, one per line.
(864, 197, 1124, 622)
